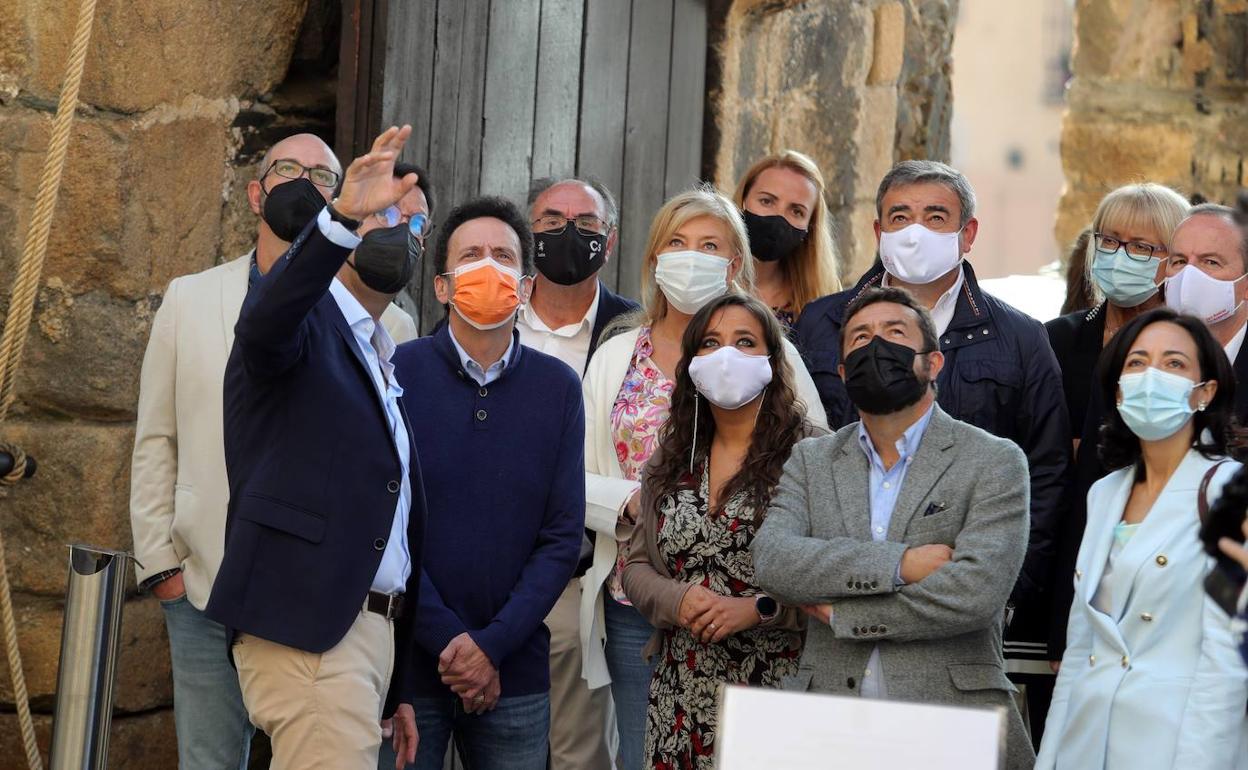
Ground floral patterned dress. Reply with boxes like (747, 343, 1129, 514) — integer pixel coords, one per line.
(645, 466, 802, 770)
(609, 326, 674, 604)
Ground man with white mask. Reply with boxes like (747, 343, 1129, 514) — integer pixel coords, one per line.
(1164, 204, 1248, 418)
(794, 160, 1070, 744)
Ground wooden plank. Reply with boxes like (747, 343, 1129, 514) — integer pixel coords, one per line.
(530, 0, 584, 183)
(664, 0, 707, 198)
(480, 0, 541, 205)
(618, 0, 675, 300)
(578, 0, 633, 291)
(380, 0, 437, 168)
(335, 0, 366, 160)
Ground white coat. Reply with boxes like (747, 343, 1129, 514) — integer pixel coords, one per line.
(578, 325, 827, 688)
(129, 253, 418, 608)
(1037, 450, 1248, 770)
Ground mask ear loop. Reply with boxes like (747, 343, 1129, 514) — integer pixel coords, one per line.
(690, 393, 699, 476)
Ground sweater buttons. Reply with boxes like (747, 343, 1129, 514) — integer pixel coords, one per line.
(387, 480, 400, 493)
(373, 538, 386, 551)
(476, 409, 488, 422)
(479, 387, 488, 397)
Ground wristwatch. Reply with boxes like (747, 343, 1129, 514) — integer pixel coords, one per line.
(327, 198, 362, 231)
(755, 595, 779, 623)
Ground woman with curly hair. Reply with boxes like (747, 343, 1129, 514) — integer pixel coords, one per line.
(621, 293, 818, 770)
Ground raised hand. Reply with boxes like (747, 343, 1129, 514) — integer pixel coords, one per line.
(333, 125, 419, 221)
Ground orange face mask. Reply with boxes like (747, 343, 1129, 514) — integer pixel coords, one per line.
(445, 258, 525, 330)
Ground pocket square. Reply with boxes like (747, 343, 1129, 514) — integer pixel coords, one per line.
(922, 502, 948, 517)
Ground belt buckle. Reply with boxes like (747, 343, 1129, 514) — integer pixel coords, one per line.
(385, 594, 397, 620)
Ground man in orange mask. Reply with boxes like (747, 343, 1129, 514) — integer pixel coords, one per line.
(390, 197, 586, 769)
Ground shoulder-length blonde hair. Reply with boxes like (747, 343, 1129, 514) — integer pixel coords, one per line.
(733, 150, 841, 317)
(1084, 182, 1190, 302)
(622, 186, 756, 330)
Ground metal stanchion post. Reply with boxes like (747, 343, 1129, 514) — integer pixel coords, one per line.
(48, 545, 130, 770)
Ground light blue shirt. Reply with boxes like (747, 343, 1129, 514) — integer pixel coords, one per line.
(327, 277, 412, 595)
(853, 403, 935, 698)
(448, 325, 518, 386)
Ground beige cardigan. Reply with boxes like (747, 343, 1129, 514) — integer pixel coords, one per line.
(621, 441, 819, 661)
(578, 326, 827, 688)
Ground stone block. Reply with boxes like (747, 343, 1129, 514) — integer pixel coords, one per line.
(896, 0, 957, 161)
(0, 705, 176, 768)
(0, 105, 232, 303)
(16, 289, 153, 420)
(1071, 0, 1185, 88)
(867, 2, 906, 85)
(0, 421, 136, 596)
(20, 0, 308, 114)
(1061, 117, 1195, 188)
(0, 594, 171, 714)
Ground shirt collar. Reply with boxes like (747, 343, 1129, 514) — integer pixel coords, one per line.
(518, 281, 601, 338)
(1225, 319, 1247, 364)
(857, 403, 936, 468)
(447, 323, 520, 380)
(328, 278, 397, 361)
(881, 264, 965, 312)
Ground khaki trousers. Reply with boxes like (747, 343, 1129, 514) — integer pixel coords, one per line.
(234, 609, 394, 770)
(547, 578, 614, 770)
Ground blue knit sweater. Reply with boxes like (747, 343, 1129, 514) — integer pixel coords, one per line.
(393, 325, 585, 697)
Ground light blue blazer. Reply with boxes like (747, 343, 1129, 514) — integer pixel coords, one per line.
(1037, 451, 1248, 769)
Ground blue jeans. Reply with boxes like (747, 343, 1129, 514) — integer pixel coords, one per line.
(604, 597, 656, 770)
(379, 692, 549, 770)
(161, 595, 253, 770)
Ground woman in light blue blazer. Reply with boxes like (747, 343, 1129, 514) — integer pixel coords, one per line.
(1038, 308, 1248, 770)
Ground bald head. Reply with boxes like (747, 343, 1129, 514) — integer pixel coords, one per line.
(1170, 205, 1248, 276)
(258, 133, 341, 182)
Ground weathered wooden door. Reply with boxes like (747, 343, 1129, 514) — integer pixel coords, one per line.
(359, 0, 708, 331)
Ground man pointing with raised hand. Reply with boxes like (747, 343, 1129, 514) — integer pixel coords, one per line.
(206, 125, 427, 770)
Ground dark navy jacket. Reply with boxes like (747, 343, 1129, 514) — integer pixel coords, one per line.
(206, 219, 427, 713)
(394, 326, 584, 696)
(794, 262, 1070, 624)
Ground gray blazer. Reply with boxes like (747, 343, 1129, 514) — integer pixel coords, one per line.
(752, 405, 1035, 770)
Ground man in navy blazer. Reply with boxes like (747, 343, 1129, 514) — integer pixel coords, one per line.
(206, 125, 425, 770)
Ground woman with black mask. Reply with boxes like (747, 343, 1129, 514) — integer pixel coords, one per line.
(733, 151, 841, 337)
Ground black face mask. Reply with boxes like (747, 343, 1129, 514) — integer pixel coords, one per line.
(842, 336, 931, 415)
(534, 227, 608, 286)
(743, 210, 808, 263)
(261, 177, 326, 242)
(347, 224, 420, 294)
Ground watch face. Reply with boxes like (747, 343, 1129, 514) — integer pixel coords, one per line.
(757, 596, 778, 616)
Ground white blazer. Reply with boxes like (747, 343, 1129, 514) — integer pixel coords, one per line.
(578, 326, 828, 688)
(1037, 450, 1248, 770)
(128, 253, 418, 608)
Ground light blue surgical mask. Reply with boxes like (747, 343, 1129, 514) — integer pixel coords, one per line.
(1116, 367, 1205, 441)
(1091, 247, 1162, 307)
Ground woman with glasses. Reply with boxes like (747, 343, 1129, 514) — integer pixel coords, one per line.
(732, 151, 841, 336)
(579, 186, 826, 770)
(1043, 184, 1190, 677)
(1037, 308, 1248, 769)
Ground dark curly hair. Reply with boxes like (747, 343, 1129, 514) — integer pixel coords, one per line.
(433, 195, 535, 276)
(647, 293, 810, 519)
(1097, 307, 1246, 477)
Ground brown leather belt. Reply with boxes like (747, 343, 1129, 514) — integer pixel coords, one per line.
(366, 591, 405, 621)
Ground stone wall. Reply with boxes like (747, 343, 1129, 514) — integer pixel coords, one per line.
(705, 0, 960, 281)
(1056, 0, 1248, 251)
(0, 0, 329, 764)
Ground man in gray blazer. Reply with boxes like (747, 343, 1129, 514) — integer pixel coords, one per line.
(753, 286, 1034, 769)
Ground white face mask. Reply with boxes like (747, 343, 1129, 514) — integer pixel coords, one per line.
(654, 250, 731, 315)
(687, 346, 773, 409)
(1164, 264, 1246, 325)
(878, 223, 964, 284)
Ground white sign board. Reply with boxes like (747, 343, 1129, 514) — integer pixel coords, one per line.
(716, 686, 1004, 770)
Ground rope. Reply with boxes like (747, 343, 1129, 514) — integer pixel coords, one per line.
(0, 0, 98, 765)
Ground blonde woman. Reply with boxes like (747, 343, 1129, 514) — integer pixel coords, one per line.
(733, 150, 841, 333)
(579, 187, 826, 769)
(1044, 183, 1190, 668)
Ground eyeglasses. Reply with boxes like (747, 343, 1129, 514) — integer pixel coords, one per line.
(378, 206, 431, 238)
(531, 213, 608, 237)
(1094, 232, 1166, 261)
(263, 158, 340, 189)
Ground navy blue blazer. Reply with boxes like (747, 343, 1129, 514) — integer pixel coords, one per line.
(794, 261, 1071, 650)
(205, 219, 427, 711)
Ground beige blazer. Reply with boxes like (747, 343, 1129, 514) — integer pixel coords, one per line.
(578, 325, 827, 688)
(128, 253, 418, 608)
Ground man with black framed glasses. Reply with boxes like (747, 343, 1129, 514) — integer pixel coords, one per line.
(129, 133, 419, 769)
(519, 177, 637, 770)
